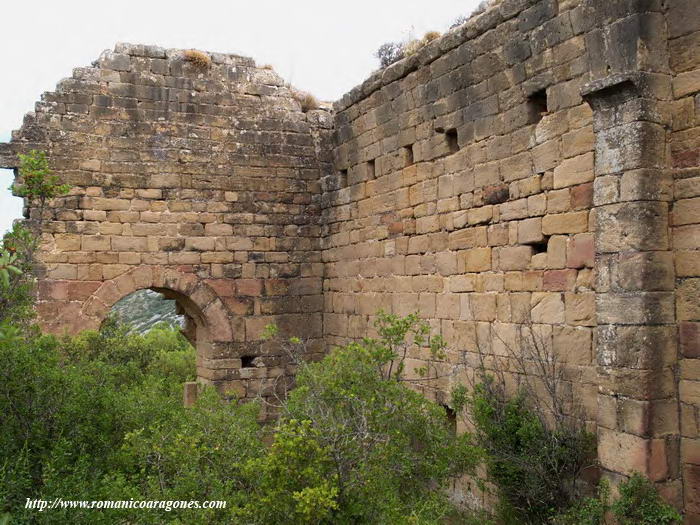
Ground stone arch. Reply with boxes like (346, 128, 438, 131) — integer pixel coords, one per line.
(80, 265, 236, 383)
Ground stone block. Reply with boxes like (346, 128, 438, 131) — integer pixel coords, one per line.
(460, 247, 492, 272)
(498, 246, 532, 271)
(678, 279, 700, 321)
(542, 211, 589, 235)
(531, 292, 565, 324)
(553, 152, 594, 189)
(518, 217, 543, 244)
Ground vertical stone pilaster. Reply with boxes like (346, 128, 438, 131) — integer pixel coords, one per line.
(583, 73, 680, 500)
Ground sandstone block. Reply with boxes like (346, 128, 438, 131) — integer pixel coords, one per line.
(542, 211, 588, 235)
(553, 152, 594, 189)
(498, 246, 532, 271)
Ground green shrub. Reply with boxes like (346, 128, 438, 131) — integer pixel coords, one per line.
(553, 474, 682, 525)
(243, 312, 479, 524)
(452, 376, 595, 524)
(613, 473, 682, 525)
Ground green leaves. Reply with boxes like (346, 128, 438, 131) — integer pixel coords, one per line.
(12, 150, 70, 205)
(0, 250, 21, 288)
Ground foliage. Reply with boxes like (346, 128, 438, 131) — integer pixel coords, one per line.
(292, 90, 320, 112)
(553, 474, 681, 525)
(612, 473, 682, 525)
(375, 41, 405, 68)
(259, 311, 477, 524)
(452, 374, 596, 524)
(552, 480, 610, 525)
(374, 31, 441, 68)
(0, 317, 200, 524)
(12, 150, 70, 213)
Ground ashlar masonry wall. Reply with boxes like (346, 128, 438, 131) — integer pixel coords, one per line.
(325, 0, 699, 517)
(0, 43, 333, 414)
(0, 0, 698, 518)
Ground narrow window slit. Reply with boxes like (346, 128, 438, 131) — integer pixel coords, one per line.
(528, 88, 548, 124)
(443, 404, 457, 435)
(367, 159, 376, 179)
(339, 169, 348, 188)
(445, 128, 459, 154)
(403, 145, 414, 167)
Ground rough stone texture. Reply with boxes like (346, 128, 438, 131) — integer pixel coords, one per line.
(1, 44, 332, 416)
(2, 0, 700, 517)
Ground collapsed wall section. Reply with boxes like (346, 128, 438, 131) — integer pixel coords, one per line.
(1, 43, 333, 411)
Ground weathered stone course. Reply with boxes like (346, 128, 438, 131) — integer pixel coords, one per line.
(2, 0, 700, 516)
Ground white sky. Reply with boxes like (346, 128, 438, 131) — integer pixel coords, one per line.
(0, 0, 482, 234)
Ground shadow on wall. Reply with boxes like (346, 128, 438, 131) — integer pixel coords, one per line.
(0, 168, 23, 235)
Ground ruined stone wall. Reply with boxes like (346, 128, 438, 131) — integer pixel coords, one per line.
(1, 44, 333, 413)
(326, 0, 698, 516)
(1, 0, 699, 517)
(326, 0, 598, 446)
(668, 0, 700, 516)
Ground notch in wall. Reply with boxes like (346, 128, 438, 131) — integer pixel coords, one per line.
(241, 355, 256, 368)
(367, 159, 376, 179)
(527, 88, 548, 124)
(445, 128, 459, 154)
(529, 235, 550, 255)
(339, 169, 348, 188)
(403, 145, 414, 167)
(442, 404, 457, 435)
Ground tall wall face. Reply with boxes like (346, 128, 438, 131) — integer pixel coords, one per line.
(669, 0, 700, 516)
(1, 0, 698, 517)
(326, 0, 598, 447)
(1, 44, 333, 411)
(326, 0, 698, 516)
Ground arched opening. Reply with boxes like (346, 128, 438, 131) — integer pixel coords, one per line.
(103, 286, 210, 350)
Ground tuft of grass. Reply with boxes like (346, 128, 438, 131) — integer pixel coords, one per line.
(293, 90, 320, 113)
(260, 63, 274, 70)
(423, 31, 441, 42)
(183, 49, 211, 69)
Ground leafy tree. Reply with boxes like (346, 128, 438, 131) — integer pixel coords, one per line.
(12, 150, 70, 217)
(248, 312, 479, 524)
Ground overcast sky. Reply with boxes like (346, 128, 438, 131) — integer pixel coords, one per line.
(0, 0, 482, 234)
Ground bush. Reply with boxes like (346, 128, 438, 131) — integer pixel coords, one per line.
(613, 473, 682, 525)
(183, 49, 211, 68)
(243, 312, 479, 524)
(452, 374, 595, 523)
(292, 90, 320, 112)
(553, 474, 681, 525)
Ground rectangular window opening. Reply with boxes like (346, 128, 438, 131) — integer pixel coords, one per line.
(443, 404, 457, 435)
(339, 169, 348, 188)
(528, 89, 548, 124)
(241, 355, 256, 368)
(403, 145, 414, 167)
(529, 235, 550, 255)
(367, 159, 376, 180)
(445, 128, 459, 154)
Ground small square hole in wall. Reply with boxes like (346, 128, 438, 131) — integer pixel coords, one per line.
(529, 236, 550, 255)
(241, 355, 256, 368)
(445, 128, 459, 154)
(442, 404, 457, 435)
(403, 145, 414, 167)
(528, 89, 548, 124)
(367, 159, 376, 179)
(339, 169, 348, 188)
